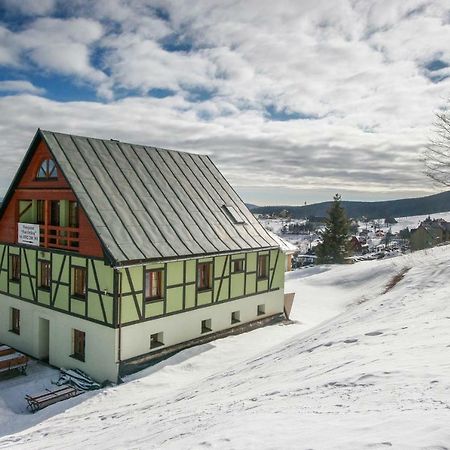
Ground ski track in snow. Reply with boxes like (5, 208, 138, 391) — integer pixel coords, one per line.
(1, 246, 450, 449)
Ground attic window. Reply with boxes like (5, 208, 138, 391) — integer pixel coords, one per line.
(37, 159, 58, 179)
(223, 205, 246, 224)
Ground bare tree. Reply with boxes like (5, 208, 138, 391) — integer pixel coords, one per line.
(424, 104, 450, 186)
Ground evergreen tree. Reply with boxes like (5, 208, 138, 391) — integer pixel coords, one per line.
(315, 194, 351, 264)
(399, 227, 411, 240)
(383, 227, 393, 246)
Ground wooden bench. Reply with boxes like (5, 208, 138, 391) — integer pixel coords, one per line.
(0, 345, 15, 357)
(25, 386, 79, 413)
(0, 352, 28, 376)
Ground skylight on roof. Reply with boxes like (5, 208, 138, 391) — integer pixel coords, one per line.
(223, 205, 246, 224)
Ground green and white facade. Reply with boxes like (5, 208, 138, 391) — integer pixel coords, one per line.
(0, 130, 285, 382)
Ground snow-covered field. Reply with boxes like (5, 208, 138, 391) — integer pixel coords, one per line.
(260, 211, 450, 255)
(1, 246, 450, 449)
(391, 211, 450, 233)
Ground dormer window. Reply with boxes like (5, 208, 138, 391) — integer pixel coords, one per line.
(223, 205, 246, 224)
(36, 159, 58, 180)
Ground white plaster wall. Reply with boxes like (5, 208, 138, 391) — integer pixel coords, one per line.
(0, 289, 284, 382)
(0, 294, 118, 382)
(119, 289, 284, 361)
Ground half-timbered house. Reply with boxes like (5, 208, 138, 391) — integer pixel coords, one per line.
(0, 130, 285, 382)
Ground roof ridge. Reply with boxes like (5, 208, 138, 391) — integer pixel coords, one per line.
(40, 129, 209, 157)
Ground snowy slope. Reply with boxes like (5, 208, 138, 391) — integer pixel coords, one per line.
(1, 247, 450, 449)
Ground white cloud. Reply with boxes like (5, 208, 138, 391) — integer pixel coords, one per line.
(1, 0, 450, 204)
(0, 17, 107, 95)
(0, 92, 440, 202)
(90, 0, 172, 39)
(2, 0, 56, 16)
(0, 25, 21, 66)
(0, 80, 44, 94)
(103, 35, 216, 93)
(15, 17, 106, 83)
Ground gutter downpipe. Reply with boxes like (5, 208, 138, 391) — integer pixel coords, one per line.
(117, 269, 123, 380)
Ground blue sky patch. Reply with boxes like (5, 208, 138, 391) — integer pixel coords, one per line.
(426, 59, 448, 71)
(184, 86, 216, 102)
(161, 34, 195, 53)
(152, 7, 170, 22)
(265, 105, 317, 121)
(148, 88, 176, 98)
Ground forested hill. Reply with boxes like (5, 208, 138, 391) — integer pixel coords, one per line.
(250, 190, 450, 219)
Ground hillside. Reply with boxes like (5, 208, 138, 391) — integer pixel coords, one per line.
(252, 190, 450, 219)
(1, 246, 449, 448)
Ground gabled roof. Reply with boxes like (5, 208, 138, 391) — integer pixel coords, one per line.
(10, 130, 277, 265)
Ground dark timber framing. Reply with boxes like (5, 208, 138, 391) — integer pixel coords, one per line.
(0, 242, 115, 328)
(0, 245, 283, 330)
(90, 259, 108, 324)
(117, 249, 282, 328)
(0, 130, 284, 338)
(125, 267, 143, 321)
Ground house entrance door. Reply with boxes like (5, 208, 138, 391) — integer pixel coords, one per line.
(38, 318, 50, 362)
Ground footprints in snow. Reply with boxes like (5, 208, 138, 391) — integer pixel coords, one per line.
(365, 331, 384, 336)
(305, 331, 385, 353)
(342, 331, 383, 344)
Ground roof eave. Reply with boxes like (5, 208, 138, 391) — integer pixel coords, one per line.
(111, 245, 281, 269)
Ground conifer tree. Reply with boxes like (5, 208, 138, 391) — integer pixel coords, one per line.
(315, 194, 351, 264)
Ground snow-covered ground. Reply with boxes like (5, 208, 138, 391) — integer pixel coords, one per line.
(0, 361, 97, 438)
(260, 211, 450, 256)
(390, 211, 450, 233)
(260, 211, 450, 235)
(1, 246, 450, 448)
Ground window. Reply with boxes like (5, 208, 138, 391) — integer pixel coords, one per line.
(150, 332, 164, 349)
(257, 255, 268, 279)
(257, 304, 265, 316)
(232, 259, 244, 273)
(231, 311, 240, 324)
(69, 201, 79, 228)
(10, 308, 20, 334)
(39, 261, 51, 290)
(72, 329, 85, 361)
(36, 200, 45, 225)
(201, 319, 212, 334)
(9, 254, 20, 282)
(72, 266, 87, 299)
(197, 262, 212, 291)
(36, 159, 57, 179)
(145, 270, 164, 301)
(223, 205, 246, 224)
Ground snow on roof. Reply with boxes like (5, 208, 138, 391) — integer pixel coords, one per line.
(267, 230, 298, 253)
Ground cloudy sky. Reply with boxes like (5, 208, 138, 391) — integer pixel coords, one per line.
(0, 0, 449, 205)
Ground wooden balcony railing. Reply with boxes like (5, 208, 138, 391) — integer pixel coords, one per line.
(40, 225, 80, 252)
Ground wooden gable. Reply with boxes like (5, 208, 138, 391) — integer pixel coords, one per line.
(0, 135, 104, 259)
(18, 139, 70, 190)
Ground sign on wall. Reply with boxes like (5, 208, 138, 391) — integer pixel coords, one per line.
(18, 222, 40, 246)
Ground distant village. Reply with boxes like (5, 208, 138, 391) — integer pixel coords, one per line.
(258, 211, 450, 270)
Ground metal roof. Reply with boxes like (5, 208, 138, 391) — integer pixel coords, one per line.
(38, 130, 278, 264)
